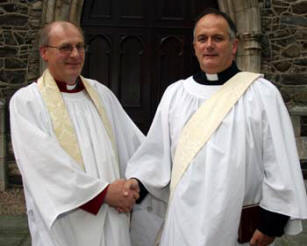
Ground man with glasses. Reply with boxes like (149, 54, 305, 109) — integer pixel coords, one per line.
(10, 21, 143, 246)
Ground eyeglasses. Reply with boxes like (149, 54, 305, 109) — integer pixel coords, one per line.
(45, 43, 88, 54)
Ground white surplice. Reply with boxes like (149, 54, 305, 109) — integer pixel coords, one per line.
(10, 79, 144, 246)
(126, 76, 307, 246)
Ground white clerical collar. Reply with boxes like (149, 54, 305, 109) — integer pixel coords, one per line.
(205, 73, 219, 81)
(185, 76, 221, 99)
(66, 83, 78, 90)
(55, 78, 85, 93)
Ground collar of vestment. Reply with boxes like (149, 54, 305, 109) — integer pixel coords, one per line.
(55, 77, 85, 93)
(193, 62, 240, 85)
(37, 69, 117, 171)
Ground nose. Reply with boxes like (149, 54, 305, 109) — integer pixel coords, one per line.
(70, 46, 80, 57)
(206, 38, 214, 48)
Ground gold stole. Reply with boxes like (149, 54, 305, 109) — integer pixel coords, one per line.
(170, 72, 262, 200)
(37, 69, 117, 171)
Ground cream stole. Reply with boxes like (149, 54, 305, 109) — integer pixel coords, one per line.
(170, 72, 262, 200)
(155, 72, 262, 245)
(37, 69, 117, 171)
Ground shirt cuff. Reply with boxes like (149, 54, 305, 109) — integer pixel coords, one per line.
(133, 178, 148, 204)
(257, 207, 290, 237)
(80, 185, 109, 215)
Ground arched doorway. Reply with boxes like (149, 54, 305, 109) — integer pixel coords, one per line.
(38, 0, 262, 132)
(80, 0, 219, 133)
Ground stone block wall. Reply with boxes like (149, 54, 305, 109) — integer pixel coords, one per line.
(0, 0, 42, 100)
(259, 0, 307, 159)
(0, 0, 43, 215)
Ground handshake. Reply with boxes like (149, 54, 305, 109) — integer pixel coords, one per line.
(104, 178, 140, 213)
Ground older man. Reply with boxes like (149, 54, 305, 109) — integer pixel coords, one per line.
(10, 21, 143, 246)
(125, 8, 307, 246)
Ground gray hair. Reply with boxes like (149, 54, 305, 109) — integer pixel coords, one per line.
(193, 8, 237, 41)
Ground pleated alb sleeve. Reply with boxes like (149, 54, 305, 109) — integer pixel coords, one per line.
(255, 79, 307, 234)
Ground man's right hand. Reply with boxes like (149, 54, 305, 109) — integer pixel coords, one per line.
(104, 179, 139, 213)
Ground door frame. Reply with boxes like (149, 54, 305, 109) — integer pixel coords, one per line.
(39, 0, 262, 73)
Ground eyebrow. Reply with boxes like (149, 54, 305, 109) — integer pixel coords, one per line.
(196, 33, 226, 38)
(59, 41, 85, 46)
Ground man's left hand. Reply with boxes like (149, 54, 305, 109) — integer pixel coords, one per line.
(123, 178, 140, 197)
(250, 229, 275, 246)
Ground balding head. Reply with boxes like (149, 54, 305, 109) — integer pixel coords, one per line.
(39, 21, 84, 48)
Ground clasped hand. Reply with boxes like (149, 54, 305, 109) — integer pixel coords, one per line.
(104, 178, 140, 213)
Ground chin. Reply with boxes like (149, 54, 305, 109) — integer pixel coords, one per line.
(65, 72, 80, 82)
(67, 68, 81, 76)
(202, 62, 218, 71)
(202, 65, 220, 74)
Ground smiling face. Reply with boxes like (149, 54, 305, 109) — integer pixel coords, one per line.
(193, 14, 238, 74)
(39, 23, 85, 84)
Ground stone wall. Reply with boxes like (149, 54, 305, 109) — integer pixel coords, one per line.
(0, 0, 43, 215)
(260, 0, 307, 79)
(0, 0, 42, 100)
(259, 0, 307, 158)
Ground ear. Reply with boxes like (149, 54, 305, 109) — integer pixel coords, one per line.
(39, 46, 48, 62)
(232, 38, 239, 56)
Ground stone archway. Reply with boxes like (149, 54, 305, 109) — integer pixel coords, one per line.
(41, 0, 84, 25)
(40, 0, 262, 73)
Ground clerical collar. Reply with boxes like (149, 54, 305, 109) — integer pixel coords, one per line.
(193, 62, 240, 85)
(55, 77, 85, 93)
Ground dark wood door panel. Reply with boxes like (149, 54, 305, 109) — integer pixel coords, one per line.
(84, 34, 113, 88)
(81, 0, 218, 133)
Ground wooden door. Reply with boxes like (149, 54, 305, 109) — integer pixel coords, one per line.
(81, 0, 218, 133)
